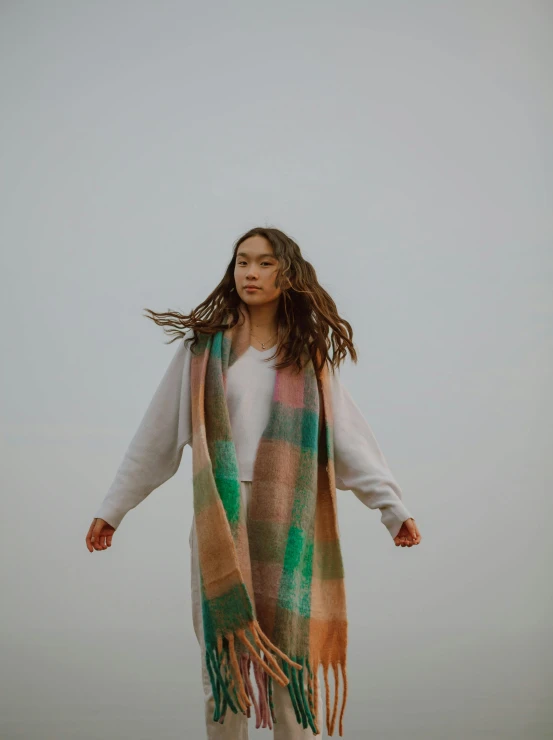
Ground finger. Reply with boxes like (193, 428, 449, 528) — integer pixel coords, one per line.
(92, 521, 104, 551)
(86, 520, 97, 552)
(406, 520, 421, 545)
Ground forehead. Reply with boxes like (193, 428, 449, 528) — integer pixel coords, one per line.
(236, 235, 275, 259)
(236, 250, 275, 259)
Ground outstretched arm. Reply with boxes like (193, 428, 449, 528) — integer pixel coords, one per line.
(329, 368, 415, 541)
(93, 334, 193, 530)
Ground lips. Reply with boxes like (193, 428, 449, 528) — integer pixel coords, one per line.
(245, 286, 260, 290)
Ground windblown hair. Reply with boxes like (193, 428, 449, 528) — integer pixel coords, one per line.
(143, 226, 357, 375)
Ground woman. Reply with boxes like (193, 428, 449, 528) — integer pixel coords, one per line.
(86, 226, 421, 738)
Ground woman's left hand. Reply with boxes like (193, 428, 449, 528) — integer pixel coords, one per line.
(394, 518, 421, 547)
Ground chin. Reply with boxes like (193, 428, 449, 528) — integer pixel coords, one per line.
(241, 291, 262, 301)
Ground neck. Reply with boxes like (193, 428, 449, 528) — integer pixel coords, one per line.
(245, 299, 279, 337)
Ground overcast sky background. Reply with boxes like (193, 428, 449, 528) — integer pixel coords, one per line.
(1, 2, 551, 739)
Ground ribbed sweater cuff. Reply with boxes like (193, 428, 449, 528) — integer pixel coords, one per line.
(381, 500, 414, 539)
(93, 502, 127, 530)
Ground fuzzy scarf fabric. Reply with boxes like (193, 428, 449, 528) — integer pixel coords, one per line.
(189, 302, 348, 736)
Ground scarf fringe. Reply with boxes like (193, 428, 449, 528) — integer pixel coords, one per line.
(206, 621, 348, 736)
(206, 619, 301, 728)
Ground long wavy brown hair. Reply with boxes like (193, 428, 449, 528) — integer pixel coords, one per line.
(143, 226, 357, 375)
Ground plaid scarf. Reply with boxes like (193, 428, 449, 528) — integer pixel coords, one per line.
(190, 302, 348, 736)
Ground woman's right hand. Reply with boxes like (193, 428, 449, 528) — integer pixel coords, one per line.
(86, 518, 116, 552)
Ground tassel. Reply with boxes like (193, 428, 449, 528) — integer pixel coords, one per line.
(205, 650, 222, 721)
(282, 661, 302, 725)
(290, 662, 309, 728)
(261, 666, 273, 729)
(305, 657, 321, 735)
(227, 632, 251, 711)
(268, 672, 276, 726)
(241, 655, 262, 727)
(217, 638, 234, 720)
(281, 657, 320, 735)
(253, 658, 270, 728)
(323, 662, 331, 732)
(339, 662, 348, 737)
(297, 657, 318, 735)
(328, 662, 340, 736)
(205, 646, 241, 722)
(313, 659, 347, 737)
(313, 659, 320, 735)
(291, 663, 308, 728)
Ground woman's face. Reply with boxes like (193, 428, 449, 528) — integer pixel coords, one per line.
(234, 236, 282, 306)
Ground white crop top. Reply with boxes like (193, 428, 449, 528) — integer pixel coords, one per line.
(226, 343, 278, 480)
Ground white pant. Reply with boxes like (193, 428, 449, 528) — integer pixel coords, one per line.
(189, 480, 324, 739)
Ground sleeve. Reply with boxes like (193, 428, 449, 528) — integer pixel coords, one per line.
(329, 367, 414, 540)
(93, 333, 193, 530)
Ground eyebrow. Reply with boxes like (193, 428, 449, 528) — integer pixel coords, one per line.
(236, 252, 276, 259)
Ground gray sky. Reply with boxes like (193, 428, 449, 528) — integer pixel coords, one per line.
(1, 2, 551, 738)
